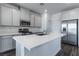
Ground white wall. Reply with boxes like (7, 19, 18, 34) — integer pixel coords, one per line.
(61, 8, 79, 20)
(46, 14, 52, 33)
(50, 13, 62, 33)
(41, 12, 62, 34)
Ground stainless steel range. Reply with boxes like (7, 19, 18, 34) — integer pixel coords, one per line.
(18, 28, 32, 35)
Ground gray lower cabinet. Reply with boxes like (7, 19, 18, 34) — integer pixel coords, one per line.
(0, 36, 15, 53)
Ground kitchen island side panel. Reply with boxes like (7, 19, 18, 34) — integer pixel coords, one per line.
(16, 38, 61, 56)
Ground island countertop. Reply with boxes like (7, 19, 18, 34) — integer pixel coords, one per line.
(13, 32, 66, 51)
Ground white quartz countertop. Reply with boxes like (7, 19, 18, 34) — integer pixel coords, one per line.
(0, 33, 22, 37)
(13, 33, 66, 51)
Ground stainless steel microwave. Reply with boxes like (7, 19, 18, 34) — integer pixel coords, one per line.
(20, 20, 30, 26)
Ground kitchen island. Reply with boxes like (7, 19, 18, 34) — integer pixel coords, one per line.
(13, 33, 65, 56)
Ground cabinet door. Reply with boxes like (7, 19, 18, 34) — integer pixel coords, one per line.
(20, 8, 30, 21)
(0, 36, 13, 53)
(35, 15, 41, 27)
(1, 6, 12, 25)
(30, 14, 35, 27)
(0, 6, 1, 25)
(12, 9, 20, 26)
(30, 12, 41, 27)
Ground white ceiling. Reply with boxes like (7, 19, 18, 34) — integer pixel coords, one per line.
(17, 3, 79, 14)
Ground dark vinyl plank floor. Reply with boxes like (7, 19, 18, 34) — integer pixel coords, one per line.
(61, 43, 79, 56)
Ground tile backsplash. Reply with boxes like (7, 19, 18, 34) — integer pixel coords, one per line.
(0, 27, 42, 34)
(0, 27, 19, 34)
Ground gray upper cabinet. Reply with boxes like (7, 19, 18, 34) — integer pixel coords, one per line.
(1, 6, 13, 26)
(20, 8, 30, 21)
(30, 12, 41, 27)
(0, 6, 20, 26)
(12, 8, 20, 26)
(0, 5, 41, 27)
(34, 14, 41, 27)
(30, 12, 35, 27)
